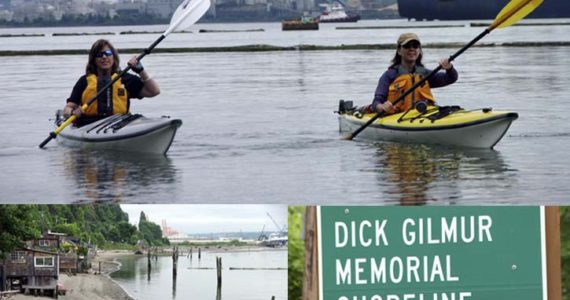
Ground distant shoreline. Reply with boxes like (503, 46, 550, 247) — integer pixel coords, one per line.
(0, 12, 400, 29)
(1, 41, 569, 57)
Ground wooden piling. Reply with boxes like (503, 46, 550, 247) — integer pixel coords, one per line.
(198, 248, 201, 259)
(147, 250, 152, 281)
(216, 257, 222, 287)
(98, 261, 101, 274)
(216, 284, 222, 300)
(546, 206, 562, 300)
(173, 246, 179, 279)
(170, 246, 178, 298)
(302, 206, 318, 300)
(172, 273, 177, 298)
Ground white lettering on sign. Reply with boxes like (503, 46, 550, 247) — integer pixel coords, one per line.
(355, 258, 367, 285)
(337, 292, 473, 300)
(337, 259, 352, 285)
(360, 221, 372, 247)
(402, 216, 493, 246)
(338, 255, 459, 285)
(335, 220, 389, 248)
(331, 213, 497, 300)
(389, 256, 403, 283)
(335, 222, 348, 248)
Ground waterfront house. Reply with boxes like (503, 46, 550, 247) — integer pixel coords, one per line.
(31, 233, 60, 250)
(2, 247, 59, 297)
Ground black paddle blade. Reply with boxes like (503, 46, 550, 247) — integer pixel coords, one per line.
(39, 132, 56, 148)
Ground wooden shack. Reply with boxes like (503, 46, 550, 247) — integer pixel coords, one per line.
(30, 235, 60, 250)
(3, 247, 59, 297)
(59, 252, 89, 274)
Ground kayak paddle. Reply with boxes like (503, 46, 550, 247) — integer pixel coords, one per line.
(39, 0, 211, 149)
(342, 0, 543, 141)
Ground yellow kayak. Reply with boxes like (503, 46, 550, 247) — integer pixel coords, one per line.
(337, 101, 518, 149)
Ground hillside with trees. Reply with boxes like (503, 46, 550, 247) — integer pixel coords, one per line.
(0, 204, 168, 258)
(138, 211, 170, 246)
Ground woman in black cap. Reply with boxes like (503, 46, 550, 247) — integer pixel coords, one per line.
(371, 32, 458, 115)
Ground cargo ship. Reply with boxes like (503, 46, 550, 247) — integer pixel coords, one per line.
(398, 0, 570, 20)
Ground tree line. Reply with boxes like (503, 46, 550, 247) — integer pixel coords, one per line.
(0, 204, 168, 258)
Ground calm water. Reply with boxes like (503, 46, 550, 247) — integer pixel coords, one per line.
(110, 249, 287, 300)
(1, 20, 569, 204)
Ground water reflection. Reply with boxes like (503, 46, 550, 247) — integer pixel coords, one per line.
(61, 149, 179, 203)
(172, 267, 177, 299)
(110, 251, 287, 300)
(371, 142, 516, 205)
(110, 255, 138, 279)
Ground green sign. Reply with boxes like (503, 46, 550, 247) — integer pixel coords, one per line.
(318, 206, 546, 300)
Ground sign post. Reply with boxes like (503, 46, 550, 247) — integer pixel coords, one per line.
(317, 206, 547, 300)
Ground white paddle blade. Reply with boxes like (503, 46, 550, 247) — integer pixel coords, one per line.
(165, 0, 211, 35)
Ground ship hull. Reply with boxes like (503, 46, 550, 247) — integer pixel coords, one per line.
(319, 15, 361, 23)
(397, 0, 570, 20)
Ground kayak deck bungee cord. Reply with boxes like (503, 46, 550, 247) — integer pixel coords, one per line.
(54, 111, 182, 155)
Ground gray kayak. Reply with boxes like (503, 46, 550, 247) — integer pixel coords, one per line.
(55, 111, 182, 155)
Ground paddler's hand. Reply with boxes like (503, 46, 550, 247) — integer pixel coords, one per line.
(439, 58, 453, 70)
(128, 56, 144, 74)
(376, 101, 395, 114)
(64, 104, 81, 118)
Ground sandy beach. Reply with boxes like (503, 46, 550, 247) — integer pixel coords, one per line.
(8, 250, 134, 300)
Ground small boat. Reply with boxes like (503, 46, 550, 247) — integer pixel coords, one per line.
(337, 100, 518, 149)
(54, 110, 182, 155)
(282, 16, 319, 31)
(319, 1, 360, 23)
(259, 233, 288, 247)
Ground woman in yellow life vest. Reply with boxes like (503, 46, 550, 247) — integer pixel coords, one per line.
(372, 33, 458, 115)
(63, 39, 160, 126)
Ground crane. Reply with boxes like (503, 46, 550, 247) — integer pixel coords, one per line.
(267, 212, 287, 234)
(258, 224, 268, 241)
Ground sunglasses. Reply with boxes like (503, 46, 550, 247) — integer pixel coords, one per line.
(95, 49, 113, 58)
(401, 42, 420, 49)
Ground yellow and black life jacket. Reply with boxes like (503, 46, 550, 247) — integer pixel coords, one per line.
(81, 73, 128, 117)
(387, 65, 435, 112)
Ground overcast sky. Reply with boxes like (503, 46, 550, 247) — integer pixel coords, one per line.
(120, 204, 288, 234)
